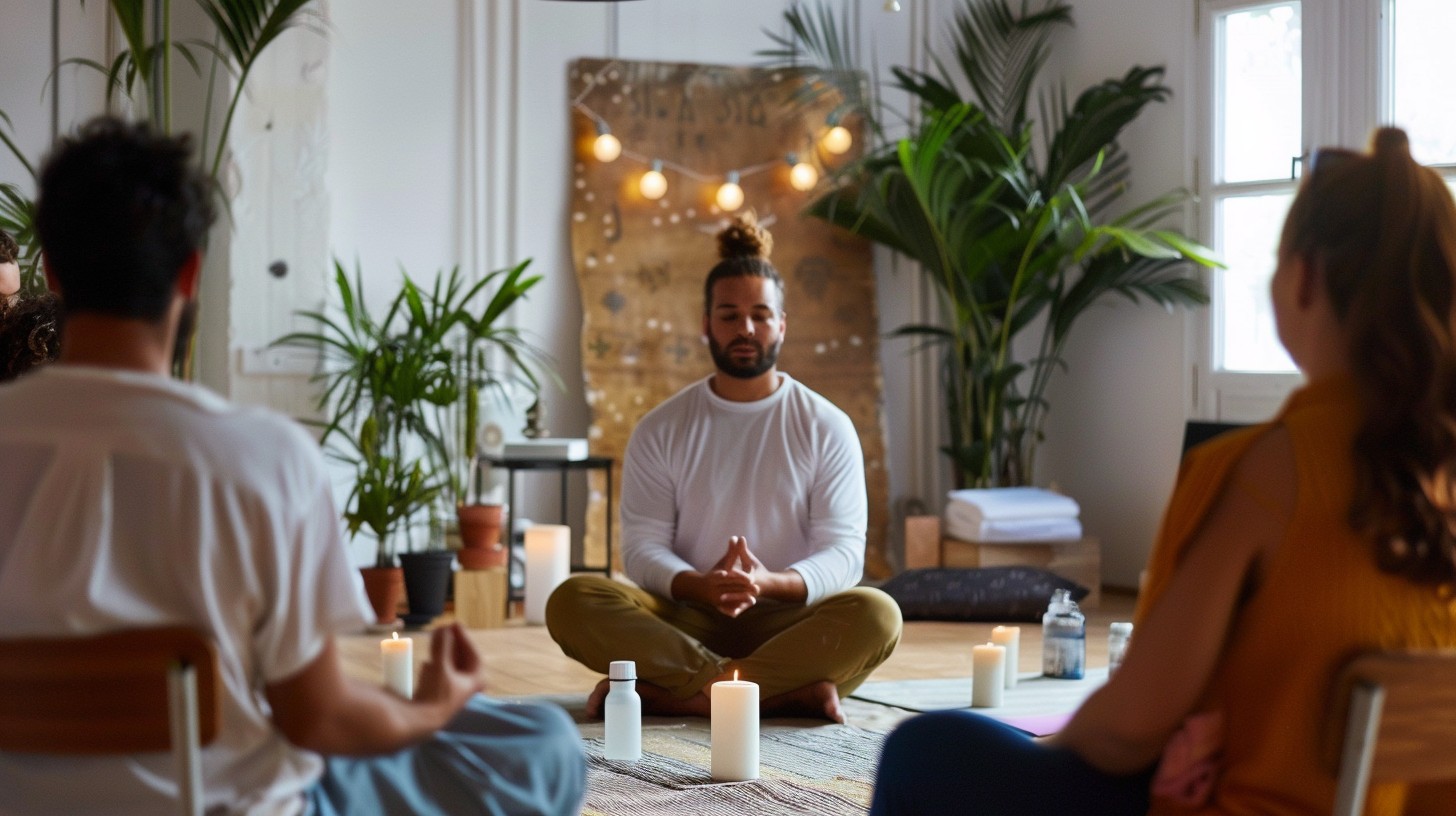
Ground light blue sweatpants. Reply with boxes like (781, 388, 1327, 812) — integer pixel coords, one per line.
(306, 695, 585, 816)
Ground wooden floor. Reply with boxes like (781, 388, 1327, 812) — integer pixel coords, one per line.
(339, 591, 1137, 694)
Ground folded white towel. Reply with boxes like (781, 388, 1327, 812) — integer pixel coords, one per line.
(945, 486, 1080, 522)
(944, 514, 1084, 544)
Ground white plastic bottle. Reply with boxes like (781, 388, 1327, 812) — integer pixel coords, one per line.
(604, 660, 642, 761)
(1108, 621, 1133, 675)
(1041, 589, 1086, 679)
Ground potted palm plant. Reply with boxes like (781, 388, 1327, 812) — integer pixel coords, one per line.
(422, 263, 548, 570)
(765, 0, 1220, 488)
(276, 259, 548, 623)
(276, 261, 454, 622)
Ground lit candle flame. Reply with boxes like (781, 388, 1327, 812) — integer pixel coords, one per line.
(733, 670, 739, 682)
(392, 632, 400, 641)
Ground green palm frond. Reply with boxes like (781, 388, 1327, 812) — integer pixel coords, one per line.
(775, 0, 1220, 487)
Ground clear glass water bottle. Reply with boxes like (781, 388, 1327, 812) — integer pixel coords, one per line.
(604, 660, 642, 761)
(1108, 621, 1133, 675)
(1041, 589, 1086, 679)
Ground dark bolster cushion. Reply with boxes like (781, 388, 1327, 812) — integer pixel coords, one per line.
(878, 566, 1089, 622)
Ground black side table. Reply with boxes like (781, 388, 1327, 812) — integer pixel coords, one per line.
(483, 455, 615, 613)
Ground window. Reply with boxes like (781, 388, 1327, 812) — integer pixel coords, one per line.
(1197, 0, 1456, 420)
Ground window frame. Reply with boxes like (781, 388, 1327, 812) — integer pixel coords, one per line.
(1192, 0, 1381, 421)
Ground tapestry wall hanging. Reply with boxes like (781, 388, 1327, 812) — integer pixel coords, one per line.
(568, 57, 890, 577)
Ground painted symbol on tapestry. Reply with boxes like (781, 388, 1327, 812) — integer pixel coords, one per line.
(636, 262, 670, 293)
(604, 202, 622, 244)
(588, 334, 612, 359)
(796, 256, 832, 301)
(603, 290, 627, 315)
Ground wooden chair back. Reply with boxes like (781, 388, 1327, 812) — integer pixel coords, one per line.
(0, 626, 220, 815)
(1331, 650, 1456, 816)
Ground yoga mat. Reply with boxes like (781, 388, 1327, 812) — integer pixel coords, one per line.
(850, 669, 1108, 736)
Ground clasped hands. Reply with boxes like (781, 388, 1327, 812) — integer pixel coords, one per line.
(678, 535, 773, 618)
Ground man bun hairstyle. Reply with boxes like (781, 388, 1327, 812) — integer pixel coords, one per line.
(716, 210, 774, 261)
(704, 210, 784, 314)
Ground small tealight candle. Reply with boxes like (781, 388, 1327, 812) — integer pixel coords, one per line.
(971, 642, 1006, 708)
(710, 670, 759, 781)
(991, 625, 1021, 689)
(381, 632, 413, 699)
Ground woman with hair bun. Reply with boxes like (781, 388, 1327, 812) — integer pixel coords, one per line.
(871, 128, 1456, 815)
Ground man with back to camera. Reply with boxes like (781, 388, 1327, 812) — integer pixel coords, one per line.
(0, 117, 584, 815)
(546, 212, 902, 723)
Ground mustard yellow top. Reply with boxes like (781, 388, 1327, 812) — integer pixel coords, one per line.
(1138, 377, 1456, 816)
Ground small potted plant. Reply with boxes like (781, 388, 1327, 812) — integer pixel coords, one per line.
(276, 261, 454, 623)
(277, 259, 549, 622)
(423, 262, 549, 570)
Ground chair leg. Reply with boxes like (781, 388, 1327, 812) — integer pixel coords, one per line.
(167, 662, 203, 816)
(1333, 681, 1386, 816)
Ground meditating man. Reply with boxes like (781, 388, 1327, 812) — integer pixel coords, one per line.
(547, 212, 902, 723)
(0, 117, 584, 815)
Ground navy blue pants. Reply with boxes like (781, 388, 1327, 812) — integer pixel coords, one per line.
(870, 710, 1152, 816)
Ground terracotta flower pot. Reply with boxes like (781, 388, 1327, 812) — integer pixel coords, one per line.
(457, 503, 507, 569)
(359, 566, 404, 624)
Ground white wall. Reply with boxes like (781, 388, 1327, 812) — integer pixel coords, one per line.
(2, 1, 1204, 582)
(1036, 1, 1199, 587)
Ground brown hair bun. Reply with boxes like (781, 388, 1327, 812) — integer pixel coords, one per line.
(716, 211, 773, 261)
(1371, 127, 1411, 159)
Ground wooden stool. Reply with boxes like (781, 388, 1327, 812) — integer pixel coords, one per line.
(453, 568, 509, 629)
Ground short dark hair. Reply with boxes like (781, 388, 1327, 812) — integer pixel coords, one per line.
(36, 117, 216, 320)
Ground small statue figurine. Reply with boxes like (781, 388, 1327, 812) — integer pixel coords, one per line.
(522, 399, 549, 439)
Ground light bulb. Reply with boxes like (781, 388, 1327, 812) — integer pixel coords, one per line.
(593, 132, 622, 163)
(716, 171, 744, 211)
(821, 125, 853, 155)
(640, 160, 667, 200)
(789, 159, 819, 191)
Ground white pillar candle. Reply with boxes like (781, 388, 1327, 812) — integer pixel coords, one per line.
(524, 524, 571, 625)
(381, 632, 413, 699)
(971, 642, 1006, 708)
(710, 671, 759, 781)
(991, 625, 1021, 689)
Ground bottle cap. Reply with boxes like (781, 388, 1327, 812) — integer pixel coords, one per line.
(1109, 621, 1133, 636)
(609, 660, 636, 681)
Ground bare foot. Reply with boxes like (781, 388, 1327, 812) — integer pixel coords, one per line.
(584, 677, 711, 720)
(585, 678, 612, 719)
(761, 680, 844, 723)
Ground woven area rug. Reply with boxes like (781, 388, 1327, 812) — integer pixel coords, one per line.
(579, 724, 884, 816)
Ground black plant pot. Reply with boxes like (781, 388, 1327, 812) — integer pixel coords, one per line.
(399, 550, 455, 626)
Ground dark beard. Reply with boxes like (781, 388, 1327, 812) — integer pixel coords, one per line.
(708, 335, 780, 379)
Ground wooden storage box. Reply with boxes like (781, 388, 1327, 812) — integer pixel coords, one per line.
(904, 515, 1101, 608)
(453, 567, 509, 629)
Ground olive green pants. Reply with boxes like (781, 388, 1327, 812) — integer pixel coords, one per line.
(544, 574, 902, 700)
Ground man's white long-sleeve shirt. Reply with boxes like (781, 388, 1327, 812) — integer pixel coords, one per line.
(619, 373, 867, 605)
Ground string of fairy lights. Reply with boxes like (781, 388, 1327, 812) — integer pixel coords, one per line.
(571, 62, 855, 212)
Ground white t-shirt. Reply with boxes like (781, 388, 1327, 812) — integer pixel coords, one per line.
(0, 366, 373, 816)
(619, 373, 867, 605)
